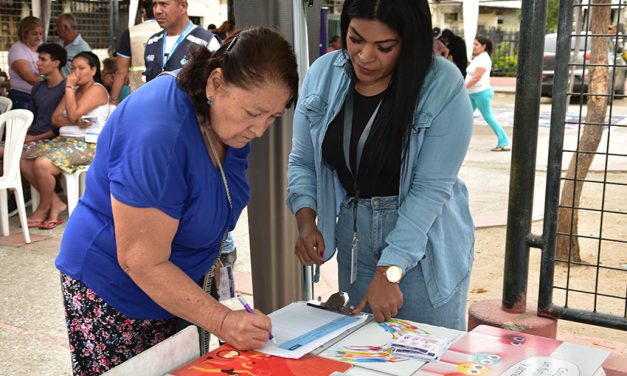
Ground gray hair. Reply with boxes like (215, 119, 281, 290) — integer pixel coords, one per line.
(57, 13, 78, 31)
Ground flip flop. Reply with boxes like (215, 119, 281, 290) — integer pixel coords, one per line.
(491, 146, 511, 152)
(28, 219, 44, 228)
(38, 218, 65, 230)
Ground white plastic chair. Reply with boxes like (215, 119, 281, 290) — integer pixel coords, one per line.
(30, 165, 89, 217)
(0, 109, 33, 243)
(0, 96, 12, 114)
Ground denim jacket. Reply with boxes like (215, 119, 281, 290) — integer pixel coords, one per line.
(287, 51, 475, 307)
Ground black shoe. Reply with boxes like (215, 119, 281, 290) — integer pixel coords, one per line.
(7, 192, 17, 217)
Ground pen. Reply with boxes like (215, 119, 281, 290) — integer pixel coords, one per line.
(236, 294, 277, 344)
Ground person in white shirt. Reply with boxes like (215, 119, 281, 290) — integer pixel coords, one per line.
(465, 36, 510, 151)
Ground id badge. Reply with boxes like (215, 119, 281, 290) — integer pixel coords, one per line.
(350, 232, 358, 284)
(217, 265, 235, 301)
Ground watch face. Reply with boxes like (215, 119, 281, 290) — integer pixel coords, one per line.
(385, 266, 403, 283)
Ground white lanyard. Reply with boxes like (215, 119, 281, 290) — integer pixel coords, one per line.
(162, 21, 194, 69)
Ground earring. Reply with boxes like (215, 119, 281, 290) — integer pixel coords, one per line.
(207, 96, 214, 106)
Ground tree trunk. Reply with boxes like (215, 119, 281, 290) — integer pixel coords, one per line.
(556, 0, 610, 262)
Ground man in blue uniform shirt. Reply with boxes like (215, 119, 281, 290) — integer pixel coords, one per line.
(143, 0, 220, 82)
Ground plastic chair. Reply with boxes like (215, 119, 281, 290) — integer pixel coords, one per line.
(30, 165, 89, 217)
(0, 109, 33, 243)
(0, 96, 12, 114)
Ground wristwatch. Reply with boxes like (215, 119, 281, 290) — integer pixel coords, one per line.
(382, 265, 404, 284)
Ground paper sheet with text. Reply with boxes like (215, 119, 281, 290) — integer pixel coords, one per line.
(258, 301, 370, 359)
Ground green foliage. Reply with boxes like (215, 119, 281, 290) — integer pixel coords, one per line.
(492, 41, 519, 77)
(546, 0, 560, 33)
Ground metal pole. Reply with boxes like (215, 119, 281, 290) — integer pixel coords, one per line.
(234, 0, 320, 313)
(501, 0, 548, 312)
(538, 0, 574, 315)
(320, 6, 328, 56)
(110, 0, 120, 52)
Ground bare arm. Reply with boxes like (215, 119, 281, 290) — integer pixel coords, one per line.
(51, 97, 73, 128)
(465, 67, 486, 89)
(25, 130, 56, 142)
(112, 196, 272, 350)
(110, 56, 130, 104)
(11, 60, 40, 85)
(63, 81, 108, 124)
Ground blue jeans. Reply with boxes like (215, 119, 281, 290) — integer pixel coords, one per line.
(336, 195, 469, 330)
(469, 88, 510, 148)
(8, 89, 31, 110)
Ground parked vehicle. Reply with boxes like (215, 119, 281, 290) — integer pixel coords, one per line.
(541, 33, 626, 98)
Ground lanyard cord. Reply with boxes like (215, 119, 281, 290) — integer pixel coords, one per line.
(342, 87, 383, 231)
(200, 123, 233, 256)
(342, 87, 383, 191)
(200, 124, 232, 209)
(162, 21, 194, 69)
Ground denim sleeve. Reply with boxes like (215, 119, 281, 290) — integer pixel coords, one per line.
(378, 80, 473, 272)
(286, 72, 319, 215)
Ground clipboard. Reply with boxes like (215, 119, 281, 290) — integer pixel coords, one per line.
(258, 292, 374, 359)
(304, 292, 375, 357)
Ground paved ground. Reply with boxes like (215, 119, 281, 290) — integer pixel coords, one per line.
(1, 80, 626, 375)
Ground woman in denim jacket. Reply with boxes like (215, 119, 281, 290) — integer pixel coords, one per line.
(287, 0, 475, 330)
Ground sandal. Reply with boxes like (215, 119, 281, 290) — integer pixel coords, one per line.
(28, 219, 44, 228)
(38, 218, 65, 230)
(491, 146, 511, 152)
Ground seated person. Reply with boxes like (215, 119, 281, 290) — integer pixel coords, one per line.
(0, 43, 65, 160)
(21, 51, 111, 230)
(26, 43, 67, 142)
(102, 57, 130, 103)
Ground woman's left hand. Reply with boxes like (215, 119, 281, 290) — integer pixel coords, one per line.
(352, 268, 403, 322)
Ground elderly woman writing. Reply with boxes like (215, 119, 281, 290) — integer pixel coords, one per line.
(55, 27, 298, 375)
(8, 16, 43, 109)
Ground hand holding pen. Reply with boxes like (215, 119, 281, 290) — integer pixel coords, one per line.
(237, 294, 277, 344)
(217, 297, 274, 350)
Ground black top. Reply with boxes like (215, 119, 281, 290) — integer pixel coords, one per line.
(322, 88, 401, 198)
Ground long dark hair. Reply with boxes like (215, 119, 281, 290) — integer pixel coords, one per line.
(72, 51, 103, 84)
(178, 26, 299, 119)
(475, 35, 493, 55)
(340, 0, 433, 174)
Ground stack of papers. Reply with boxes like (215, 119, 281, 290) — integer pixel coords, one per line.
(258, 301, 371, 359)
(391, 333, 450, 361)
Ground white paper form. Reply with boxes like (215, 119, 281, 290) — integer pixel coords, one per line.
(258, 301, 370, 359)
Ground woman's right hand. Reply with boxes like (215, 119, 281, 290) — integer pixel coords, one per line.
(220, 309, 273, 350)
(294, 208, 325, 265)
(66, 72, 78, 88)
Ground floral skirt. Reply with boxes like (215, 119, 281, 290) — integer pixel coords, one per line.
(22, 137, 96, 174)
(60, 273, 177, 376)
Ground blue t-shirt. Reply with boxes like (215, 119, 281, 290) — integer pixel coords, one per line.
(56, 73, 251, 319)
(28, 78, 66, 135)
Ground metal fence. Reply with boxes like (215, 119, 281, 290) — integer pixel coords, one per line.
(478, 28, 520, 77)
(1, 0, 130, 74)
(534, 0, 627, 330)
